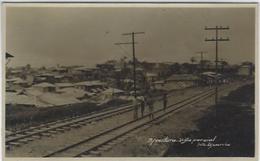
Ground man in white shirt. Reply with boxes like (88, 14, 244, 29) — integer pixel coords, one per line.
(132, 96, 139, 120)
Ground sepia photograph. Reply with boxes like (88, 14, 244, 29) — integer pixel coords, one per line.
(2, 3, 257, 159)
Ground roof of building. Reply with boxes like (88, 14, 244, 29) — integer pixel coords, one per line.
(58, 87, 86, 98)
(153, 80, 165, 84)
(53, 67, 67, 71)
(33, 82, 55, 88)
(13, 79, 28, 84)
(7, 88, 83, 108)
(38, 93, 80, 106)
(54, 75, 65, 79)
(136, 67, 144, 71)
(55, 83, 74, 87)
(239, 64, 252, 68)
(75, 81, 106, 86)
(201, 72, 222, 78)
(6, 92, 35, 106)
(26, 88, 44, 96)
(36, 73, 55, 77)
(146, 73, 158, 77)
(123, 79, 134, 83)
(6, 77, 23, 82)
(74, 66, 96, 71)
(167, 74, 200, 81)
(6, 52, 14, 58)
(102, 88, 124, 94)
(115, 68, 122, 72)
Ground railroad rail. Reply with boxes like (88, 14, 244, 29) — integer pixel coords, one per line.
(6, 103, 134, 149)
(6, 102, 133, 137)
(6, 87, 210, 150)
(6, 102, 133, 138)
(44, 88, 216, 157)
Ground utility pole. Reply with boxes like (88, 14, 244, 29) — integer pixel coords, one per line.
(115, 32, 145, 98)
(196, 51, 207, 73)
(205, 26, 229, 105)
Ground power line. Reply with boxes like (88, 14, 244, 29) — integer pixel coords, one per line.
(205, 26, 230, 105)
(116, 44, 132, 58)
(115, 32, 145, 98)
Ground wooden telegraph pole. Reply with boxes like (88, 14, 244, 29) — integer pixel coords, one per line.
(205, 26, 230, 105)
(115, 32, 145, 98)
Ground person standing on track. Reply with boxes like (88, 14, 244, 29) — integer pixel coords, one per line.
(139, 96, 146, 117)
(163, 92, 168, 112)
(132, 96, 139, 120)
(147, 95, 154, 120)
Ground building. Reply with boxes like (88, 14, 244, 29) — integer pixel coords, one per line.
(200, 72, 226, 85)
(6, 77, 30, 91)
(145, 73, 158, 82)
(34, 73, 56, 83)
(33, 82, 56, 93)
(238, 65, 253, 76)
(55, 82, 75, 90)
(75, 81, 107, 93)
(166, 74, 200, 88)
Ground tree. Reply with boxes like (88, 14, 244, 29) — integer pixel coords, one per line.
(25, 64, 31, 71)
(190, 57, 198, 73)
(190, 57, 197, 64)
(201, 60, 211, 70)
(219, 60, 229, 73)
(40, 66, 46, 70)
(181, 63, 194, 74)
(170, 63, 181, 74)
(241, 61, 253, 66)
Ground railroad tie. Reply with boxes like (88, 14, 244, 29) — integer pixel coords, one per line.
(80, 154, 96, 157)
(31, 135, 41, 139)
(25, 137, 35, 141)
(125, 133, 134, 138)
(89, 151, 101, 156)
(8, 142, 21, 147)
(113, 138, 126, 144)
(6, 145, 11, 151)
(70, 124, 81, 128)
(98, 145, 111, 151)
(41, 133, 52, 137)
(61, 126, 71, 130)
(90, 121, 97, 125)
(24, 131, 35, 135)
(48, 130, 58, 134)
(14, 134, 26, 137)
(117, 137, 127, 142)
(56, 128, 66, 132)
(77, 121, 87, 126)
(18, 138, 31, 144)
(107, 141, 117, 146)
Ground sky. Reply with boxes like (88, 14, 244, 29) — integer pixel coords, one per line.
(6, 5, 255, 67)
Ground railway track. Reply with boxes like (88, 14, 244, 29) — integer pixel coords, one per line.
(43, 88, 216, 157)
(6, 102, 133, 137)
(5, 103, 134, 150)
(6, 89, 172, 140)
(6, 86, 211, 151)
(5, 90, 178, 149)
